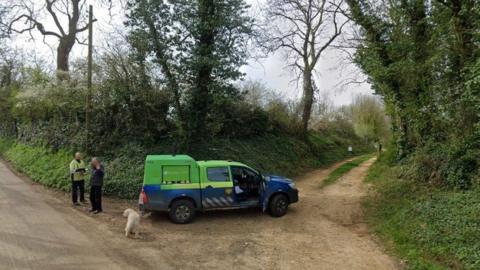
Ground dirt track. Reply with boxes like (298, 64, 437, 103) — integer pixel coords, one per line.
(0, 158, 398, 270)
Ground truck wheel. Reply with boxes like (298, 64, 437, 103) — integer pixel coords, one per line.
(269, 194, 289, 217)
(169, 199, 196, 224)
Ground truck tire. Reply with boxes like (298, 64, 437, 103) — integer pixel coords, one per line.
(169, 199, 196, 224)
(269, 194, 289, 217)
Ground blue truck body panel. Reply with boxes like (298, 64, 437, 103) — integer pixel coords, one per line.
(142, 175, 298, 212)
(139, 156, 299, 215)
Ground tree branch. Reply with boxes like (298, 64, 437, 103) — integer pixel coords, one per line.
(75, 19, 97, 33)
(46, 0, 66, 36)
(8, 14, 62, 38)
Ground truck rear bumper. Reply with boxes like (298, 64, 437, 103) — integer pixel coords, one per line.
(139, 202, 169, 212)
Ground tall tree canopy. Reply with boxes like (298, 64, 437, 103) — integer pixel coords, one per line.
(263, 0, 348, 137)
(347, 0, 480, 188)
(126, 0, 253, 145)
(350, 94, 389, 144)
(2, 0, 95, 79)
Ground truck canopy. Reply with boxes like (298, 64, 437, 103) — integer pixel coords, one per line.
(143, 155, 257, 186)
(144, 155, 199, 185)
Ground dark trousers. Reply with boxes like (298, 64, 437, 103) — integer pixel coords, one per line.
(72, 180, 85, 203)
(90, 185, 103, 211)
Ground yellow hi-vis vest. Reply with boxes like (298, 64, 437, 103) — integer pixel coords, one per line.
(69, 159, 86, 181)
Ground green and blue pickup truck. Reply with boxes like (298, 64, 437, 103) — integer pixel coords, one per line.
(139, 155, 299, 223)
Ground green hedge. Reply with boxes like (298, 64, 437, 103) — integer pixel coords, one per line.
(0, 131, 373, 199)
(0, 139, 73, 191)
(0, 138, 145, 197)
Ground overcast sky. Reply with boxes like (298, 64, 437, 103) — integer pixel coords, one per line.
(10, 0, 374, 106)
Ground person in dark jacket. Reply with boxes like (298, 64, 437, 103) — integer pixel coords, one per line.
(89, 157, 104, 214)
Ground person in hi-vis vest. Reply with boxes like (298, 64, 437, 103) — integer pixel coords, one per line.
(70, 152, 86, 206)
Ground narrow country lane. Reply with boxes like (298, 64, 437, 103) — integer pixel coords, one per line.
(0, 161, 122, 270)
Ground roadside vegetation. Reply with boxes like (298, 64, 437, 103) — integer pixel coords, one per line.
(0, 130, 373, 198)
(365, 150, 480, 270)
(348, 0, 480, 189)
(320, 154, 374, 189)
(0, 1, 389, 199)
(349, 1, 480, 269)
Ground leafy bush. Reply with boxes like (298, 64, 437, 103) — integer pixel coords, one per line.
(0, 137, 13, 153)
(365, 156, 480, 270)
(380, 139, 397, 165)
(0, 139, 73, 191)
(211, 98, 271, 138)
(102, 143, 146, 198)
(402, 138, 480, 190)
(0, 129, 374, 199)
(265, 99, 302, 135)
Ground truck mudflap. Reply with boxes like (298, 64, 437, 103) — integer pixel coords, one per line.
(138, 195, 145, 212)
(261, 192, 270, 212)
(262, 201, 268, 212)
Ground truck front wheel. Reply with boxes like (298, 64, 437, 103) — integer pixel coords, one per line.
(269, 194, 289, 217)
(169, 199, 196, 224)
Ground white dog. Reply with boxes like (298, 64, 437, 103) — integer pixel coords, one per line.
(123, 208, 140, 238)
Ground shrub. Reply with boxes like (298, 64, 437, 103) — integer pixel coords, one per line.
(212, 99, 270, 138)
(265, 99, 302, 135)
(0, 139, 73, 191)
(0, 131, 374, 199)
(365, 157, 480, 269)
(402, 137, 480, 190)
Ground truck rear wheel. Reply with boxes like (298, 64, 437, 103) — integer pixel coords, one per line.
(169, 199, 196, 224)
(269, 194, 289, 217)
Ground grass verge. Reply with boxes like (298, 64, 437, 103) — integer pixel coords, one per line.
(363, 156, 480, 270)
(320, 153, 374, 189)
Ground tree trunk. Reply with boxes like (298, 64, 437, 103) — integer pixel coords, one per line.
(450, 0, 476, 134)
(301, 70, 314, 137)
(396, 114, 408, 160)
(188, 0, 215, 144)
(394, 99, 411, 161)
(56, 36, 75, 80)
(146, 18, 186, 136)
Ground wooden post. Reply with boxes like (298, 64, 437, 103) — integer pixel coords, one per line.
(85, 5, 93, 151)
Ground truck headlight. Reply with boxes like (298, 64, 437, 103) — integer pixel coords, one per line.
(288, 182, 297, 189)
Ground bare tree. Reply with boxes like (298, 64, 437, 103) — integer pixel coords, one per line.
(0, 6, 7, 39)
(263, 0, 348, 136)
(3, 0, 94, 79)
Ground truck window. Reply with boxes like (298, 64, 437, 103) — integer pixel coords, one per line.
(231, 166, 261, 184)
(207, 167, 230, 182)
